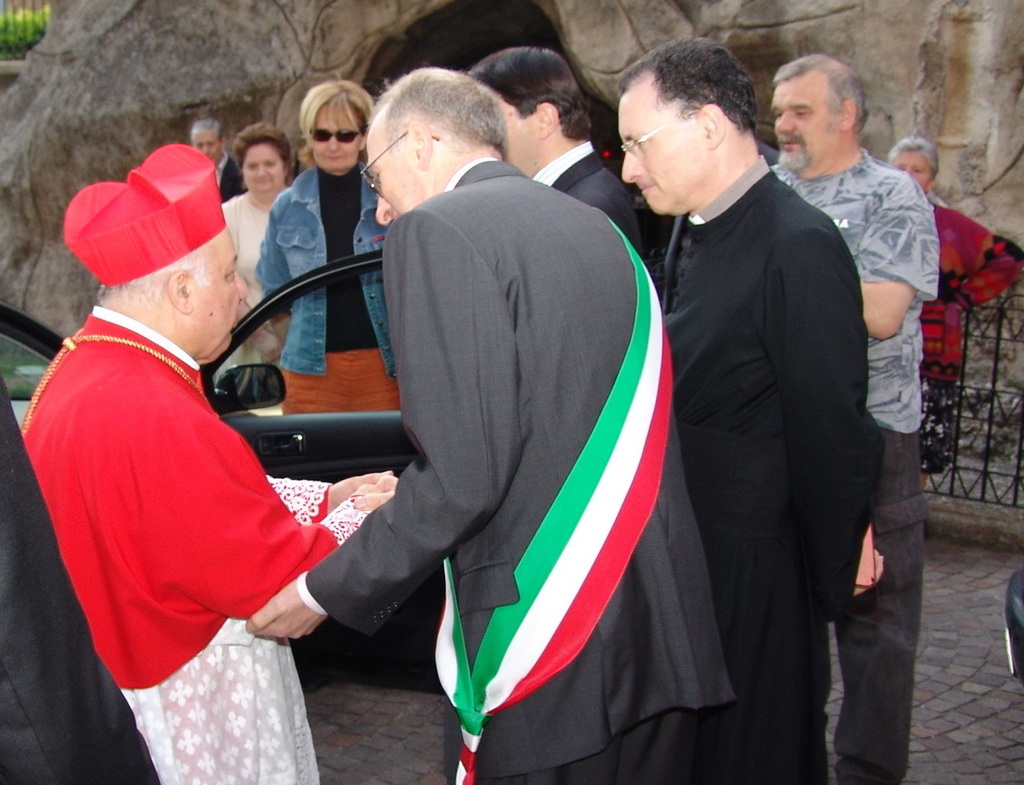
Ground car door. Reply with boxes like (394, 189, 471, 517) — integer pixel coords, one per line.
(204, 251, 441, 666)
(0, 301, 62, 425)
(206, 251, 418, 479)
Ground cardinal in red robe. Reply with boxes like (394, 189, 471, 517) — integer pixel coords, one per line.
(23, 144, 394, 785)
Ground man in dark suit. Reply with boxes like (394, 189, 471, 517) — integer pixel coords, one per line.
(190, 117, 244, 201)
(0, 377, 158, 784)
(219, 155, 243, 201)
(249, 67, 731, 784)
(469, 47, 643, 252)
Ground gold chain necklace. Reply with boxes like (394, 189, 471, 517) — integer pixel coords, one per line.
(21, 334, 202, 433)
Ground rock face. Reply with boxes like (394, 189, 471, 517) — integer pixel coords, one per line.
(1, 0, 1021, 331)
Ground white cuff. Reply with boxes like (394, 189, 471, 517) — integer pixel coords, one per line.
(296, 571, 328, 616)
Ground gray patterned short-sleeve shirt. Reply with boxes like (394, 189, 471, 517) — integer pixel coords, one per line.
(776, 154, 938, 432)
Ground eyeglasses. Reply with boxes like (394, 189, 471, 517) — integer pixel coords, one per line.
(361, 131, 409, 194)
(311, 128, 364, 144)
(620, 111, 698, 157)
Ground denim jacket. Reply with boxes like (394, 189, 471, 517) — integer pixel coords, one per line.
(256, 164, 393, 376)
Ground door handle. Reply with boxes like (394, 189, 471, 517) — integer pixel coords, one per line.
(256, 432, 307, 457)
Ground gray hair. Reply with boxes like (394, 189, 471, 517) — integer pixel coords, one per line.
(887, 135, 938, 177)
(773, 54, 868, 133)
(98, 247, 211, 307)
(373, 68, 508, 159)
(189, 117, 223, 140)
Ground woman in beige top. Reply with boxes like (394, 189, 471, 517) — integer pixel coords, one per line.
(222, 122, 292, 363)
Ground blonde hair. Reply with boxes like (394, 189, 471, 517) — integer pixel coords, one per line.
(297, 80, 374, 169)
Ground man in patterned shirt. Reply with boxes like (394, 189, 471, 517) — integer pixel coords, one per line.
(772, 55, 939, 785)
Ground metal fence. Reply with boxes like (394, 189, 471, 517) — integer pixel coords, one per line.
(0, 1, 50, 61)
(927, 293, 1024, 506)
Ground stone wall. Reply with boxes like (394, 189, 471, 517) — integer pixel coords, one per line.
(1, 0, 1021, 332)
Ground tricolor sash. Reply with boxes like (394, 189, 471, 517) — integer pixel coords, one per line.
(435, 226, 673, 784)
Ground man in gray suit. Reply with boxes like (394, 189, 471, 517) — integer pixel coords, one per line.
(249, 67, 731, 784)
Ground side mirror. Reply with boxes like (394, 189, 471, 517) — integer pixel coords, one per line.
(212, 364, 285, 413)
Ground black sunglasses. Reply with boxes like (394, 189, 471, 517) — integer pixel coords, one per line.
(311, 128, 364, 143)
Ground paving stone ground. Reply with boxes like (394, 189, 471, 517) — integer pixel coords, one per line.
(303, 538, 1024, 784)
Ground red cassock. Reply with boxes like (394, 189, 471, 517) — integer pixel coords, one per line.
(23, 315, 338, 688)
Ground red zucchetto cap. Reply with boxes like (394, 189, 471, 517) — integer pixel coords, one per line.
(63, 144, 226, 286)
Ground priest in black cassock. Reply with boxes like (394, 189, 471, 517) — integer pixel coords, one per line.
(618, 38, 883, 785)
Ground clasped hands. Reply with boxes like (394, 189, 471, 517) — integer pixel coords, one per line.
(328, 470, 397, 513)
(246, 470, 397, 640)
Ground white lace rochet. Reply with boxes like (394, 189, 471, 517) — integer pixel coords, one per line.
(123, 478, 368, 785)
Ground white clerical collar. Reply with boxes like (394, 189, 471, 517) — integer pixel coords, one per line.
(690, 156, 770, 225)
(445, 157, 501, 192)
(92, 306, 200, 370)
(533, 141, 594, 186)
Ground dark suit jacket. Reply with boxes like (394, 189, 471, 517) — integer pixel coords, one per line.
(0, 377, 158, 784)
(308, 161, 731, 777)
(219, 156, 244, 202)
(552, 151, 643, 252)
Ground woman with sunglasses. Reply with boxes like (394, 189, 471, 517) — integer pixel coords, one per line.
(257, 80, 395, 413)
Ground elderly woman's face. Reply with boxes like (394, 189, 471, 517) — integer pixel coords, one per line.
(891, 150, 936, 194)
(310, 106, 366, 176)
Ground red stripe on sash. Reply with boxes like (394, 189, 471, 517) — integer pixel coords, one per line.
(497, 331, 673, 711)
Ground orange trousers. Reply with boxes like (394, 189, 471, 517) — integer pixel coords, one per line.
(282, 349, 399, 413)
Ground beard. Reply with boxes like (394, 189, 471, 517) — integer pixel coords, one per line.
(776, 134, 811, 173)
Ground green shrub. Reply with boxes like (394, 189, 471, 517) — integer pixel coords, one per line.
(0, 5, 51, 61)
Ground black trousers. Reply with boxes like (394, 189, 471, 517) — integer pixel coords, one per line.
(834, 429, 926, 785)
(474, 709, 698, 785)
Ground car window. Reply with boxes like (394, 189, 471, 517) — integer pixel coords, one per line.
(1, 332, 52, 424)
(208, 251, 388, 418)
